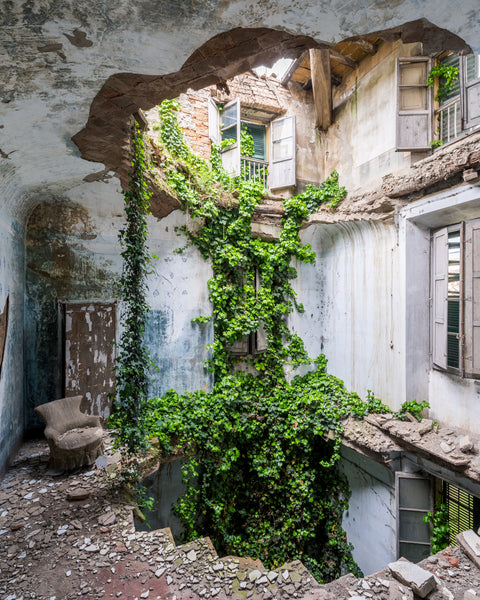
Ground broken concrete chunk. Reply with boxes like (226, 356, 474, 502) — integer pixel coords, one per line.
(67, 488, 91, 501)
(388, 560, 436, 598)
(418, 419, 433, 436)
(464, 590, 478, 600)
(458, 435, 474, 453)
(456, 530, 480, 569)
(440, 441, 455, 454)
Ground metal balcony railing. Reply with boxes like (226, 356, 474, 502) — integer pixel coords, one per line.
(241, 157, 268, 188)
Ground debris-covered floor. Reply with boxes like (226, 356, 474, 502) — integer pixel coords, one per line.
(1, 437, 480, 600)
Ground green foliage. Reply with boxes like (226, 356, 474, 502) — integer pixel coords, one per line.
(395, 399, 430, 422)
(146, 99, 370, 583)
(427, 64, 459, 103)
(240, 126, 255, 157)
(423, 503, 450, 553)
(147, 358, 378, 582)
(109, 125, 155, 481)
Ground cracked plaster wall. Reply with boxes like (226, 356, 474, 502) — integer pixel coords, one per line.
(1, 1, 480, 471)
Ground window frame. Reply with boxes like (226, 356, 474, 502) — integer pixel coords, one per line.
(431, 218, 480, 379)
(396, 472, 433, 562)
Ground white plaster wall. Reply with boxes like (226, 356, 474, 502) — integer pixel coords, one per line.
(339, 446, 397, 575)
(290, 220, 404, 409)
(0, 206, 25, 469)
(400, 183, 480, 436)
(146, 210, 213, 398)
(319, 40, 424, 196)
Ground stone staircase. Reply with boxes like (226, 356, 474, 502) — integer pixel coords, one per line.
(97, 523, 327, 600)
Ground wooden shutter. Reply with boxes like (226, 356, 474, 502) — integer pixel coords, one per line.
(463, 219, 480, 376)
(254, 270, 267, 353)
(396, 473, 433, 563)
(462, 55, 480, 129)
(432, 228, 448, 369)
(269, 115, 296, 189)
(229, 336, 249, 355)
(208, 97, 220, 145)
(396, 58, 432, 151)
(220, 98, 241, 176)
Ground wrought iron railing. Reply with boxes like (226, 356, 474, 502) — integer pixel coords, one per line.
(436, 97, 461, 144)
(241, 157, 268, 188)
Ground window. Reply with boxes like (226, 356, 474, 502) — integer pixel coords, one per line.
(208, 98, 296, 190)
(443, 482, 480, 545)
(396, 472, 433, 562)
(396, 57, 432, 152)
(228, 270, 267, 356)
(396, 54, 480, 151)
(432, 219, 480, 377)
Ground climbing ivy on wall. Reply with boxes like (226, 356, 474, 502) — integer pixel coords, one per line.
(144, 100, 389, 582)
(110, 124, 155, 479)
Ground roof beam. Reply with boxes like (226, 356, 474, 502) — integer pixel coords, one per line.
(309, 48, 332, 131)
(328, 49, 358, 70)
(350, 38, 377, 55)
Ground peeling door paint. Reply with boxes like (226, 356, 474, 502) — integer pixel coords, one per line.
(63, 302, 116, 420)
(0, 295, 9, 379)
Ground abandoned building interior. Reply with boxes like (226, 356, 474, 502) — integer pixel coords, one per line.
(3, 1, 480, 597)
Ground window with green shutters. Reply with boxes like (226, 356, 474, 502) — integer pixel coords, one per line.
(432, 218, 480, 377)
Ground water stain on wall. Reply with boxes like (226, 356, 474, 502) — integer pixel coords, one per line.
(25, 199, 117, 428)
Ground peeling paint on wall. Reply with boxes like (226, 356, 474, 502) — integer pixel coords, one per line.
(64, 302, 116, 419)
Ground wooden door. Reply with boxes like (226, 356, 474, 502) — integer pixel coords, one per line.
(63, 302, 116, 420)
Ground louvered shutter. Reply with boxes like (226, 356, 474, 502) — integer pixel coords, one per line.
(254, 270, 267, 353)
(269, 115, 296, 189)
(462, 55, 480, 129)
(208, 97, 220, 145)
(396, 58, 432, 151)
(463, 218, 480, 376)
(432, 228, 448, 369)
(220, 98, 241, 177)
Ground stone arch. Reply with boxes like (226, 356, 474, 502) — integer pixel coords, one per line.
(72, 20, 469, 219)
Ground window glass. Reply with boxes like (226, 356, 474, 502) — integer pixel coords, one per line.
(399, 477, 431, 509)
(439, 54, 461, 105)
(447, 230, 461, 369)
(221, 103, 238, 130)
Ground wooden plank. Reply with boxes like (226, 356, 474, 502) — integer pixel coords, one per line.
(329, 49, 358, 70)
(309, 48, 332, 130)
(350, 38, 377, 55)
(0, 296, 9, 379)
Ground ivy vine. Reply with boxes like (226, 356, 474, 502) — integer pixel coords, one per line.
(427, 63, 459, 103)
(110, 123, 156, 482)
(138, 99, 397, 582)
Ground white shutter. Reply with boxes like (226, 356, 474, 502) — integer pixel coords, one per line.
(462, 55, 480, 129)
(269, 115, 296, 189)
(208, 97, 220, 145)
(463, 219, 480, 376)
(432, 228, 448, 369)
(396, 473, 433, 563)
(396, 58, 432, 151)
(220, 98, 240, 177)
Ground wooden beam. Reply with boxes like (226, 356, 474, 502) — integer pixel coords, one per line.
(328, 49, 358, 70)
(309, 48, 332, 131)
(350, 38, 377, 55)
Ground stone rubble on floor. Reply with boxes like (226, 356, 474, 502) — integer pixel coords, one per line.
(1, 437, 480, 600)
